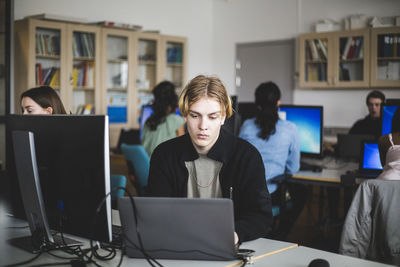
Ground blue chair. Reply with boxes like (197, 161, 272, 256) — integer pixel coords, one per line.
(120, 144, 150, 196)
(110, 174, 127, 199)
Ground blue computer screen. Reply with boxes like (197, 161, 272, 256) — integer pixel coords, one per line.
(362, 143, 383, 170)
(381, 105, 398, 136)
(139, 105, 181, 139)
(279, 105, 323, 156)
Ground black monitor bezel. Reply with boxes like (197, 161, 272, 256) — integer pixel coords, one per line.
(380, 98, 400, 136)
(6, 114, 112, 242)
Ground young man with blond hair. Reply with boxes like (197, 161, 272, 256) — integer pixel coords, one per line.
(147, 75, 272, 243)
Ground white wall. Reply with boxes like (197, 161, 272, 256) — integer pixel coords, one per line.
(15, 0, 400, 127)
(212, 0, 400, 127)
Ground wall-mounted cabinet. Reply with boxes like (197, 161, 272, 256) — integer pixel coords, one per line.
(370, 26, 400, 87)
(299, 29, 370, 88)
(299, 27, 400, 89)
(14, 18, 187, 147)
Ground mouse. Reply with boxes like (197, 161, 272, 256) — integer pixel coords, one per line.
(308, 258, 330, 267)
(312, 165, 323, 172)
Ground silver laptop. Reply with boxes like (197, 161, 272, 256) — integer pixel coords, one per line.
(118, 197, 236, 260)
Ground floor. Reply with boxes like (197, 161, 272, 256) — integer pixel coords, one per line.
(284, 185, 345, 253)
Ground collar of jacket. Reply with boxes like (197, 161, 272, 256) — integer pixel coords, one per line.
(179, 129, 235, 165)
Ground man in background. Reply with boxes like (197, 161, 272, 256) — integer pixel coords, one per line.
(349, 90, 385, 138)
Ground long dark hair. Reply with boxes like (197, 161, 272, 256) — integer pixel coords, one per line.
(146, 81, 178, 131)
(21, 86, 67, 114)
(254, 81, 281, 140)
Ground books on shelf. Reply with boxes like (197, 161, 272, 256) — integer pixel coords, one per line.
(36, 33, 60, 56)
(166, 44, 183, 63)
(341, 36, 364, 60)
(35, 63, 60, 86)
(93, 21, 143, 31)
(378, 34, 400, 58)
(306, 39, 328, 61)
(76, 104, 95, 115)
(72, 62, 94, 87)
(73, 32, 95, 58)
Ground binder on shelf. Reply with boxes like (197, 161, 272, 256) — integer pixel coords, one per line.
(317, 39, 328, 61)
(342, 37, 352, 60)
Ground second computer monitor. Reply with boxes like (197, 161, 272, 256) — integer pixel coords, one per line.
(7, 115, 112, 242)
(381, 99, 400, 136)
(279, 105, 324, 157)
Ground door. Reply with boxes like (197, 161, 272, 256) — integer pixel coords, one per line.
(236, 39, 295, 104)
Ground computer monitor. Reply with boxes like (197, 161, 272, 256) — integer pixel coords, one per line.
(237, 102, 257, 125)
(381, 99, 400, 136)
(138, 105, 181, 139)
(279, 105, 324, 157)
(6, 115, 112, 243)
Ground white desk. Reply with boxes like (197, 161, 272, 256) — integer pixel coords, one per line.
(0, 213, 297, 267)
(251, 245, 394, 267)
(1, 211, 393, 267)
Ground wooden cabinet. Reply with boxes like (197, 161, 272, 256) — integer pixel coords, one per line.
(299, 27, 400, 88)
(161, 35, 187, 92)
(14, 18, 187, 147)
(299, 29, 369, 88)
(100, 28, 137, 145)
(299, 32, 333, 88)
(14, 19, 101, 113)
(370, 26, 400, 87)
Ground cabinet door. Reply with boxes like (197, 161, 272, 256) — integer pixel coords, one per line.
(334, 29, 369, 88)
(135, 33, 161, 121)
(101, 28, 137, 147)
(161, 35, 187, 92)
(67, 24, 101, 114)
(14, 19, 67, 112)
(370, 27, 400, 87)
(299, 33, 333, 88)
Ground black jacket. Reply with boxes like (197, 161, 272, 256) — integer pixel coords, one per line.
(146, 129, 272, 242)
(349, 115, 381, 139)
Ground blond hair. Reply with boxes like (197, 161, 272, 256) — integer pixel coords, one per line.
(178, 75, 232, 118)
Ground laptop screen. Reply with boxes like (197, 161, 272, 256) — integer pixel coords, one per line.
(361, 142, 383, 171)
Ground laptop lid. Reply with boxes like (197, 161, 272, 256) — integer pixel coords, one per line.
(118, 197, 236, 261)
(337, 134, 375, 161)
(358, 141, 383, 176)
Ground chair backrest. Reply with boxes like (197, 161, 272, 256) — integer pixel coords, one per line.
(120, 144, 150, 195)
(110, 174, 126, 199)
(339, 179, 400, 265)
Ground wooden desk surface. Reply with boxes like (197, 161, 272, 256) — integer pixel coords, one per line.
(252, 245, 393, 267)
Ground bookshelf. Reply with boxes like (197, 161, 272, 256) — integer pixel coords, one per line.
(14, 18, 187, 147)
(100, 27, 137, 147)
(334, 29, 369, 88)
(299, 27, 400, 88)
(370, 26, 400, 87)
(299, 32, 333, 88)
(161, 35, 187, 92)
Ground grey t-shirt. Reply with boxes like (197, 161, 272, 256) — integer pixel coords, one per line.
(186, 154, 223, 198)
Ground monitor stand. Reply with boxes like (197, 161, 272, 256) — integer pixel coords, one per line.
(9, 233, 81, 253)
(300, 161, 323, 172)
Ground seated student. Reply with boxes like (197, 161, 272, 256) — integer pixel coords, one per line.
(142, 81, 185, 156)
(21, 86, 67, 114)
(239, 81, 307, 240)
(146, 75, 272, 243)
(349, 90, 385, 139)
(377, 107, 400, 180)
